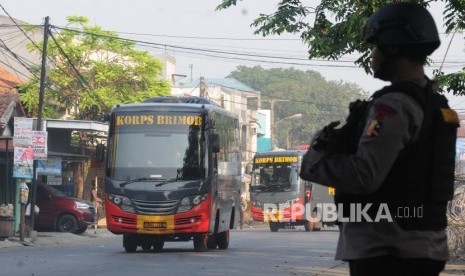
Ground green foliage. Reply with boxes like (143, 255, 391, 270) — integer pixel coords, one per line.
(20, 16, 170, 120)
(435, 69, 465, 95)
(217, 0, 465, 95)
(228, 66, 366, 148)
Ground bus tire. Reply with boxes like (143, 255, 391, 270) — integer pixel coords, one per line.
(193, 235, 208, 252)
(140, 240, 152, 251)
(207, 234, 217, 249)
(123, 234, 138, 253)
(229, 207, 235, 229)
(304, 220, 313, 232)
(305, 210, 322, 232)
(153, 241, 164, 252)
(269, 222, 279, 232)
(216, 230, 229, 249)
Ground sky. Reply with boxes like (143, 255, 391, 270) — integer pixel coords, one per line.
(1, 0, 464, 107)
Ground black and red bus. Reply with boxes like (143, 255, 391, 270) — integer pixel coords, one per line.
(250, 150, 334, 232)
(104, 97, 241, 252)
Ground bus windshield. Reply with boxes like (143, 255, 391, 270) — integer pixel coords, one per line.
(108, 111, 204, 181)
(251, 162, 299, 192)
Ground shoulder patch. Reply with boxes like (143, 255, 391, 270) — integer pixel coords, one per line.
(374, 103, 397, 120)
(364, 119, 382, 138)
(440, 108, 460, 126)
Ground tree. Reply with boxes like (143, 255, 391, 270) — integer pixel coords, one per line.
(217, 0, 465, 95)
(20, 16, 171, 120)
(228, 66, 366, 148)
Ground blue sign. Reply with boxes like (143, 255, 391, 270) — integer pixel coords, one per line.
(37, 159, 62, 176)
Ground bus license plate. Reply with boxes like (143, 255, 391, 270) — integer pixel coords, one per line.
(143, 222, 167, 229)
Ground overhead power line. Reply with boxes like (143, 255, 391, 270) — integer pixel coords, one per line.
(0, 58, 30, 79)
(0, 4, 42, 52)
(0, 38, 39, 79)
(116, 31, 301, 41)
(52, 26, 363, 69)
(52, 25, 465, 69)
(48, 31, 88, 89)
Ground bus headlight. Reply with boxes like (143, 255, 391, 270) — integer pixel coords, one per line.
(177, 194, 208, 213)
(108, 194, 135, 213)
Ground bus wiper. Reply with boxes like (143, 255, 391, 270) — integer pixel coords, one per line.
(155, 178, 180, 187)
(154, 169, 187, 187)
(120, 177, 165, 189)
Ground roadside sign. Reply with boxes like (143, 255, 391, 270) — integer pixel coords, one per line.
(13, 117, 33, 147)
(32, 131, 47, 160)
(37, 159, 62, 176)
(13, 147, 34, 179)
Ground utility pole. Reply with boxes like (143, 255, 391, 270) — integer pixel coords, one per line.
(30, 16, 50, 233)
(189, 64, 193, 81)
(264, 99, 289, 150)
(199, 77, 206, 98)
(270, 99, 276, 149)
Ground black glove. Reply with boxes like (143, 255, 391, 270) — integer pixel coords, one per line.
(311, 121, 341, 151)
(312, 100, 370, 154)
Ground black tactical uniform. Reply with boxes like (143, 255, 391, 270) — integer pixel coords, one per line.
(300, 3, 459, 276)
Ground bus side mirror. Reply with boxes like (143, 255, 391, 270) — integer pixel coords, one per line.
(103, 114, 110, 122)
(96, 144, 106, 163)
(212, 134, 220, 153)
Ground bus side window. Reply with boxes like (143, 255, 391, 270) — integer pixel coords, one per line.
(213, 153, 218, 173)
(212, 134, 220, 153)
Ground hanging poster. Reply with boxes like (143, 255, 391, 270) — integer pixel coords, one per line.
(13, 147, 34, 179)
(32, 131, 48, 159)
(13, 117, 33, 147)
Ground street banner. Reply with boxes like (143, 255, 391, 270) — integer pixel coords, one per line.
(37, 158, 62, 176)
(13, 147, 34, 179)
(32, 131, 48, 159)
(13, 117, 33, 147)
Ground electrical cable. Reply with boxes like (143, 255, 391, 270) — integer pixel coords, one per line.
(48, 31, 88, 89)
(55, 25, 465, 68)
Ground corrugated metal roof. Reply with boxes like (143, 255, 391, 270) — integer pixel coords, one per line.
(179, 78, 255, 92)
(45, 119, 108, 132)
(0, 15, 42, 82)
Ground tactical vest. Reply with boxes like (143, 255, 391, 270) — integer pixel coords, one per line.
(335, 80, 458, 231)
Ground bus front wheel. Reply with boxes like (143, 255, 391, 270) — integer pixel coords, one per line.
(123, 234, 138, 253)
(216, 230, 229, 249)
(207, 234, 217, 249)
(305, 211, 322, 232)
(153, 241, 164, 252)
(193, 235, 208, 252)
(304, 220, 314, 232)
(269, 222, 279, 232)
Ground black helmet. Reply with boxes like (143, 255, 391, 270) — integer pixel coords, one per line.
(363, 2, 440, 56)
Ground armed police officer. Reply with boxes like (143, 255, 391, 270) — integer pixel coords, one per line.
(300, 3, 459, 276)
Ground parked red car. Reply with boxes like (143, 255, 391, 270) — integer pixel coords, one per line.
(30, 183, 95, 234)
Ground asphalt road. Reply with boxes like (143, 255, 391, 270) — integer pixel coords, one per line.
(0, 226, 347, 276)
